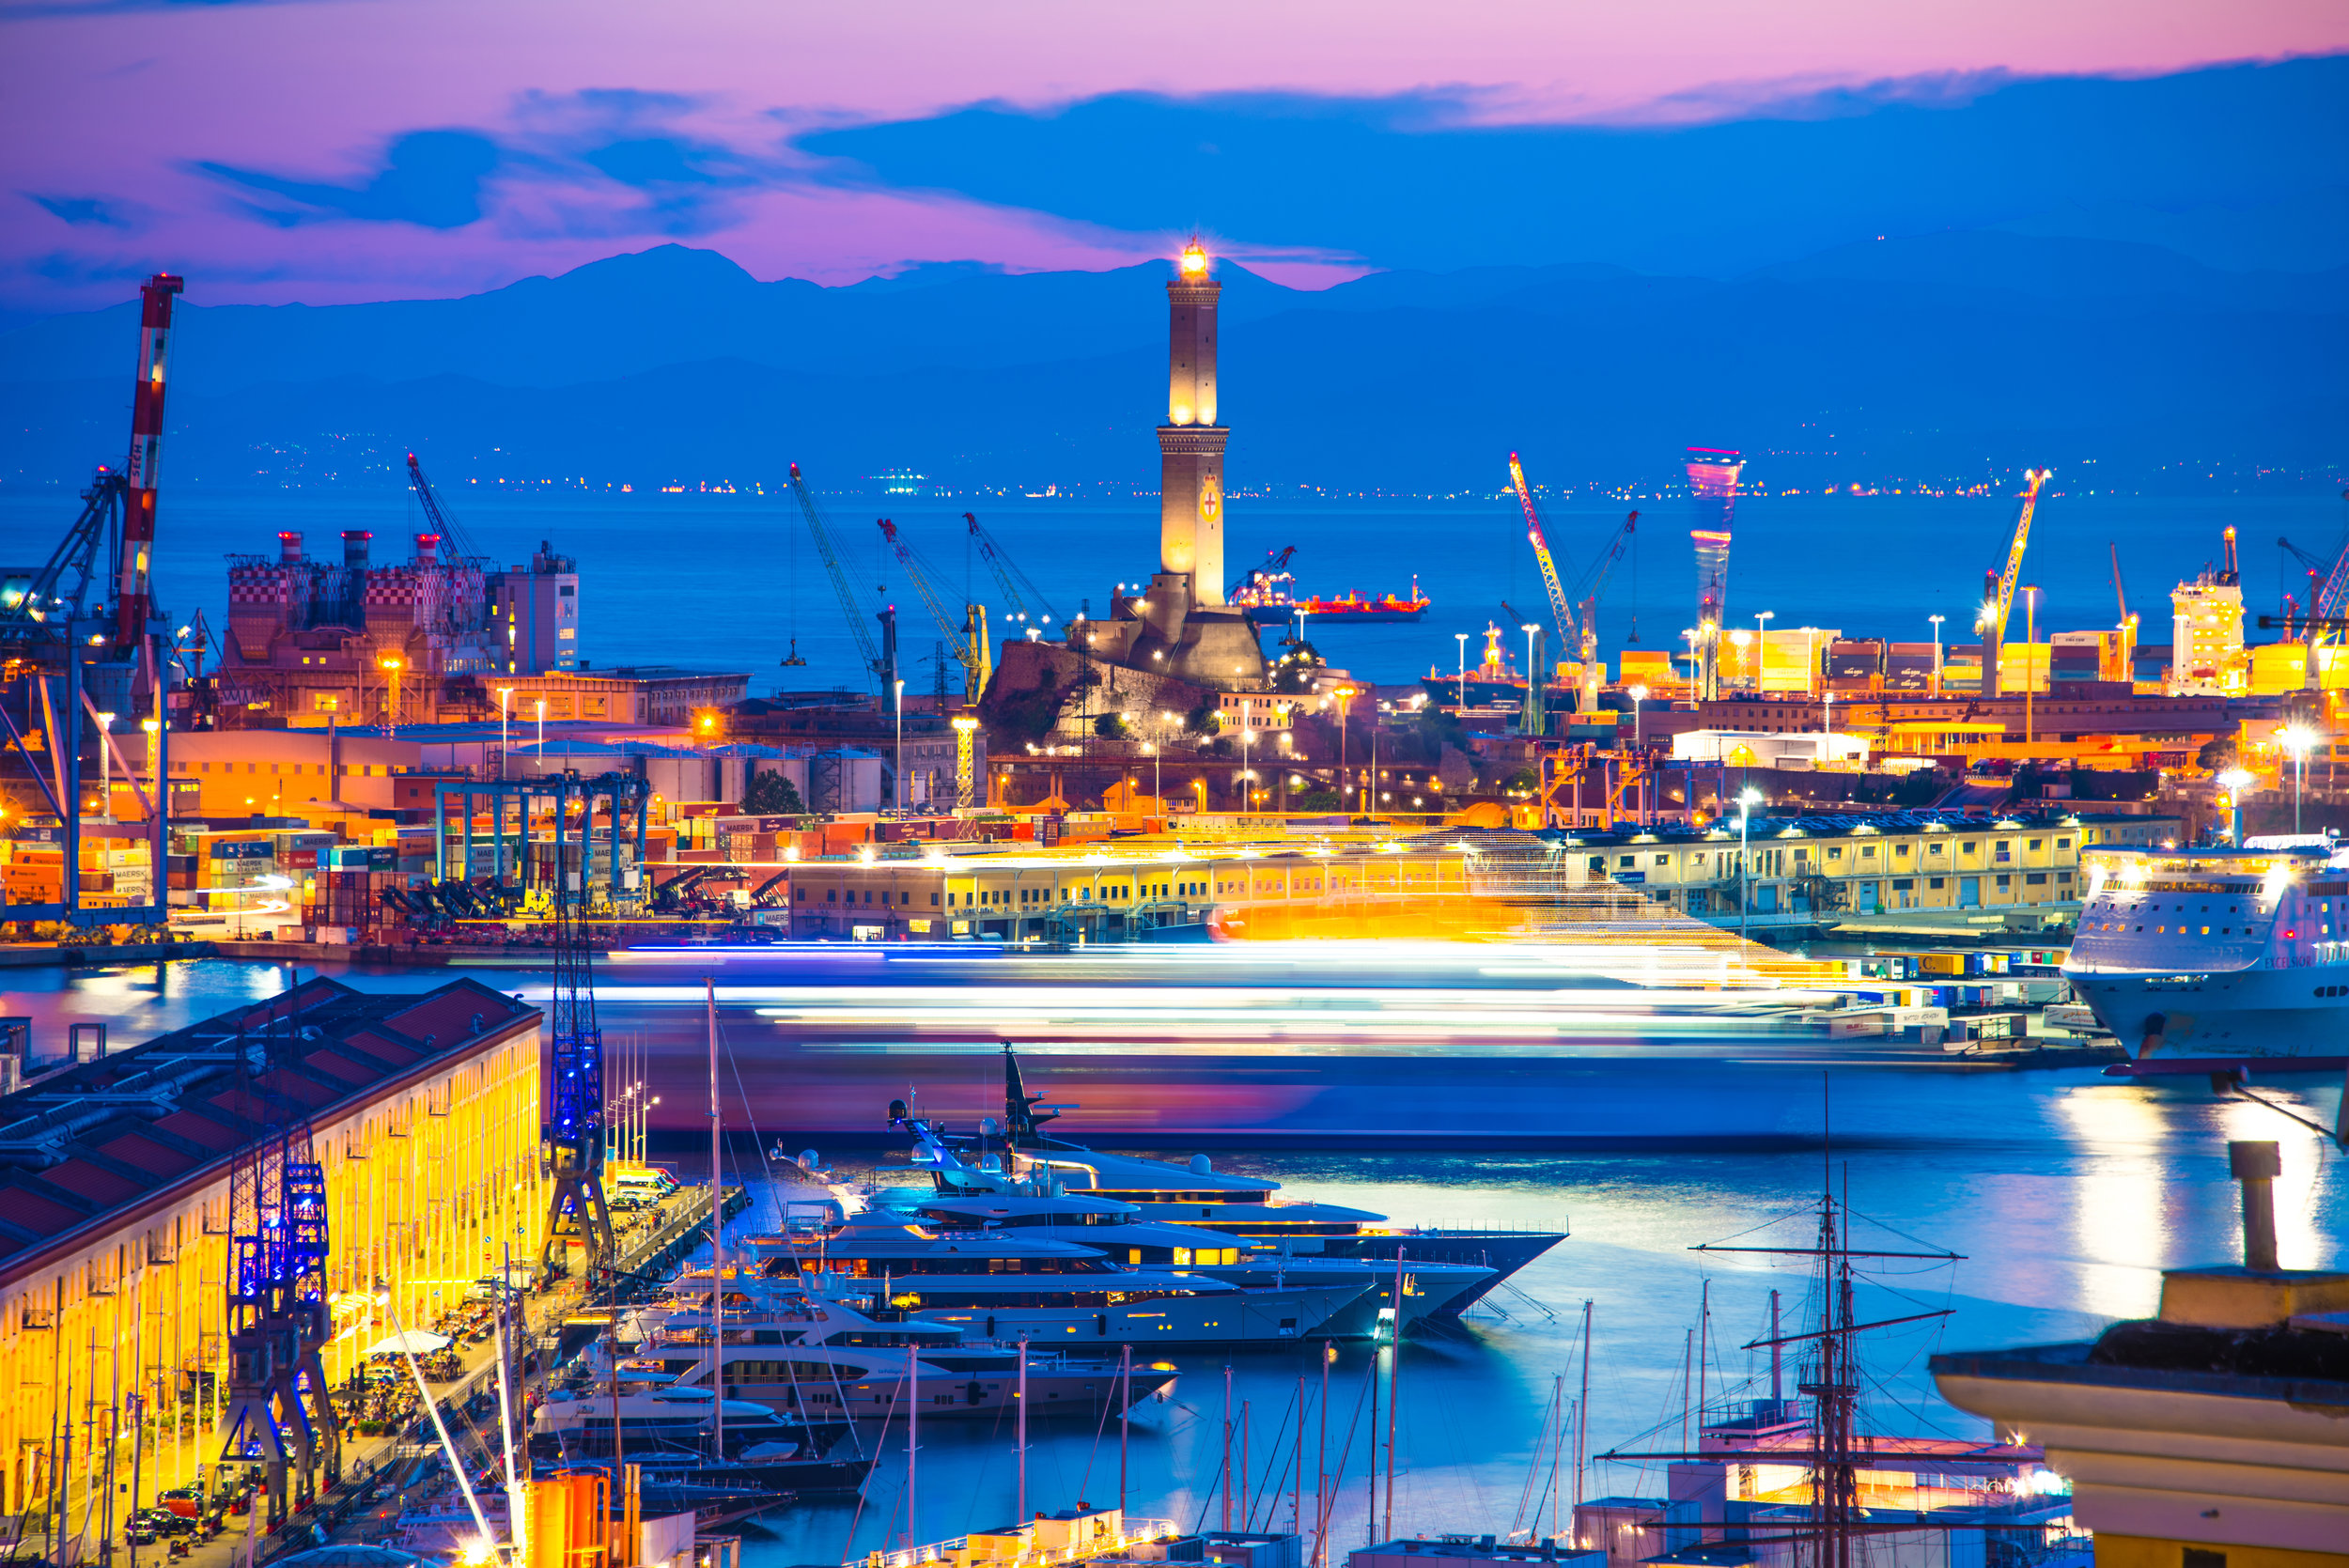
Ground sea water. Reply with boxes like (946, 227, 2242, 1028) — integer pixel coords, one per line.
(8, 959, 2341, 1560)
(0, 489, 2338, 695)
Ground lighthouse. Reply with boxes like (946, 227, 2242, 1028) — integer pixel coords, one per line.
(1050, 238, 1266, 694)
(1159, 240, 1228, 605)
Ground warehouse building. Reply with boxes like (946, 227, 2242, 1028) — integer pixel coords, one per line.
(0, 978, 543, 1533)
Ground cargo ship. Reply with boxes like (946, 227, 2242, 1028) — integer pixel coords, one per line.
(1230, 560, 1429, 625)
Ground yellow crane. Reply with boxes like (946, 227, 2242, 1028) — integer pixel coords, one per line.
(1978, 467, 2052, 695)
(1507, 450, 1577, 675)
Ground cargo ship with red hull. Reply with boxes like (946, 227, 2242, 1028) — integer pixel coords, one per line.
(1231, 566, 1430, 626)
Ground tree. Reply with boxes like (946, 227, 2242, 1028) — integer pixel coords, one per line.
(1184, 698, 1221, 737)
(1094, 712, 1131, 739)
(741, 768, 805, 816)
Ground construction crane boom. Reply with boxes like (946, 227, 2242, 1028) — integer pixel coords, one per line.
(789, 462, 884, 689)
(404, 452, 485, 562)
(878, 518, 990, 701)
(1507, 452, 1578, 656)
(966, 511, 1059, 625)
(117, 272, 183, 646)
(1987, 469, 2051, 645)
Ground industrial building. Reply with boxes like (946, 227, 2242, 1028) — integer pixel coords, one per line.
(0, 977, 543, 1536)
(1542, 808, 2176, 927)
(772, 833, 1473, 941)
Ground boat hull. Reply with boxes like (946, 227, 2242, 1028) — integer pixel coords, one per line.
(1244, 605, 1427, 625)
(2064, 963, 2349, 1058)
(1317, 1231, 1566, 1314)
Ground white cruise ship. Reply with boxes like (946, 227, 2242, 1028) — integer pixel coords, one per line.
(2063, 837, 2349, 1058)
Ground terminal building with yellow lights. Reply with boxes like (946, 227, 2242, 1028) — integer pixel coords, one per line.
(0, 977, 543, 1531)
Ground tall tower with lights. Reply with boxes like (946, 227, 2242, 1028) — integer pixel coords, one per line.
(1159, 240, 1227, 606)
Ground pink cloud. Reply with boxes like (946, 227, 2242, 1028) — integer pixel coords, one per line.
(1, 0, 2341, 310)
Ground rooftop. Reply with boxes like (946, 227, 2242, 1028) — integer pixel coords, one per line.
(0, 976, 537, 1283)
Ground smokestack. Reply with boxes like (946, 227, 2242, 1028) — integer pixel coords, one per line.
(277, 531, 303, 566)
(342, 530, 372, 570)
(2230, 1141, 2281, 1272)
(415, 533, 441, 565)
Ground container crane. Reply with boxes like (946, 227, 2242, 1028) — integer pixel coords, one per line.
(965, 510, 1059, 633)
(539, 842, 615, 1278)
(1976, 467, 2051, 697)
(1506, 452, 1578, 666)
(788, 463, 885, 691)
(877, 518, 990, 702)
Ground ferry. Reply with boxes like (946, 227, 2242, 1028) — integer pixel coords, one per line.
(2063, 836, 2349, 1057)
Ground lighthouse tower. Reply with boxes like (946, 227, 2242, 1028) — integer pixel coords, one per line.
(1063, 238, 1266, 694)
(1159, 241, 1227, 605)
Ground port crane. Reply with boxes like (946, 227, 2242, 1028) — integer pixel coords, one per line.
(539, 846, 615, 1278)
(1506, 452, 1578, 669)
(788, 463, 887, 691)
(404, 451, 486, 563)
(217, 985, 341, 1530)
(0, 274, 182, 926)
(2290, 508, 2349, 690)
(966, 510, 1059, 633)
(1976, 467, 2052, 696)
(877, 518, 991, 702)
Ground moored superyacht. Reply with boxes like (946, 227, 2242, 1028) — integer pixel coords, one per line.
(876, 1048, 1566, 1312)
(2065, 837, 2349, 1057)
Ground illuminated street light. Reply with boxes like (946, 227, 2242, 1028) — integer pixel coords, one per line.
(1737, 785, 1764, 943)
(2279, 724, 2316, 833)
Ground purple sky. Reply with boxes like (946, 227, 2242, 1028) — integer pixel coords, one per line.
(4, 0, 2344, 312)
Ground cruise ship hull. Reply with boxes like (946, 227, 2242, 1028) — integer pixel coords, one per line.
(2066, 966, 2349, 1059)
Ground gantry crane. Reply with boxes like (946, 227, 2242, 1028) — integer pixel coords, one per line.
(218, 986, 341, 1530)
(965, 510, 1059, 632)
(1976, 468, 2052, 696)
(1506, 452, 1578, 667)
(539, 858, 615, 1278)
(788, 463, 887, 691)
(877, 518, 990, 702)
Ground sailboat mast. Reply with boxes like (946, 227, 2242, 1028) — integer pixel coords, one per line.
(707, 977, 723, 1463)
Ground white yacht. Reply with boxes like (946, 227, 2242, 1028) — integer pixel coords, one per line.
(599, 1269, 1175, 1423)
(866, 1138, 1496, 1337)
(743, 1217, 1372, 1347)
(873, 1050, 1566, 1316)
(2065, 838, 2349, 1057)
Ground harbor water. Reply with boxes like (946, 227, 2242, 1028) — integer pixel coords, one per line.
(6, 957, 2341, 1560)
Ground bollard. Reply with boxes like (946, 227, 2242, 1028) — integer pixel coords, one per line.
(2228, 1140, 2282, 1273)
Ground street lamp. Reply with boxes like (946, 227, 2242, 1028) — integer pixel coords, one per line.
(1628, 684, 1648, 747)
(1144, 742, 1159, 805)
(497, 686, 514, 781)
(1737, 785, 1763, 943)
(1927, 615, 1945, 697)
(535, 698, 547, 758)
(1752, 611, 1774, 690)
(2279, 725, 2315, 832)
(2217, 767, 2255, 847)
